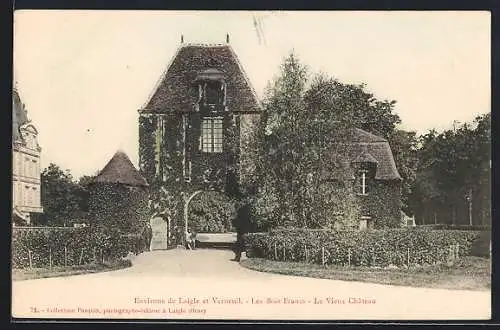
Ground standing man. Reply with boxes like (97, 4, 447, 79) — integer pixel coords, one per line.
(145, 221, 153, 252)
(233, 199, 250, 262)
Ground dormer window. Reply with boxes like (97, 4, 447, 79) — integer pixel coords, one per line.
(204, 81, 224, 106)
(355, 169, 370, 195)
(351, 152, 378, 196)
(193, 69, 226, 111)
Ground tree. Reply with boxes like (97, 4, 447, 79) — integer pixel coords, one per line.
(410, 113, 491, 226)
(252, 52, 362, 230)
(387, 130, 419, 215)
(75, 174, 97, 213)
(303, 74, 401, 139)
(40, 164, 82, 226)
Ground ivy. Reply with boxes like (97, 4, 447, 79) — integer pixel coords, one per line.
(88, 183, 149, 234)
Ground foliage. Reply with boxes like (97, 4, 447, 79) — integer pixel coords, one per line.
(410, 114, 491, 225)
(40, 164, 83, 226)
(88, 183, 149, 234)
(245, 228, 482, 267)
(76, 174, 97, 212)
(12, 226, 147, 269)
(387, 130, 419, 215)
(250, 52, 403, 230)
(188, 192, 236, 233)
(358, 181, 402, 229)
(38, 164, 97, 226)
(303, 73, 401, 138)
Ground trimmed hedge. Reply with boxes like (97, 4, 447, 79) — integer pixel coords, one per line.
(417, 224, 491, 231)
(245, 228, 482, 267)
(12, 227, 146, 269)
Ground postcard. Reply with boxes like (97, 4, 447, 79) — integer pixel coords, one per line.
(11, 10, 491, 321)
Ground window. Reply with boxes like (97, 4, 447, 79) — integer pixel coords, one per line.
(359, 216, 373, 230)
(355, 169, 369, 195)
(185, 161, 192, 182)
(201, 117, 223, 153)
(32, 187, 37, 206)
(25, 186, 31, 205)
(205, 82, 220, 105)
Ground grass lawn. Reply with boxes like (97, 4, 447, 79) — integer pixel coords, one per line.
(12, 259, 132, 281)
(240, 256, 490, 291)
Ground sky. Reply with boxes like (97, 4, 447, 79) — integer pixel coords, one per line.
(13, 10, 490, 179)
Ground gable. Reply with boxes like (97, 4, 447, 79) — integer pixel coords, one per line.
(141, 44, 261, 114)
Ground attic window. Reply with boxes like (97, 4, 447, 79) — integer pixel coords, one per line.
(194, 69, 226, 109)
(359, 216, 373, 230)
(354, 169, 371, 196)
(200, 81, 225, 108)
(201, 117, 223, 153)
(351, 153, 377, 196)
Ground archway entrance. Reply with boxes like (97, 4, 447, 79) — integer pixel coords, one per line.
(182, 190, 237, 248)
(150, 216, 169, 250)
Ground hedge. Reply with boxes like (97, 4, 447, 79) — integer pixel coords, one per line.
(12, 227, 146, 269)
(244, 228, 482, 267)
(417, 224, 491, 231)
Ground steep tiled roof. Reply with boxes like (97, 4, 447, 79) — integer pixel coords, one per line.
(351, 151, 379, 164)
(13, 89, 29, 142)
(326, 128, 402, 181)
(94, 151, 149, 187)
(141, 44, 261, 113)
(350, 128, 388, 143)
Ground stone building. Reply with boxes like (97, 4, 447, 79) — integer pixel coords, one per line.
(324, 128, 402, 229)
(138, 36, 402, 235)
(12, 89, 43, 226)
(138, 38, 261, 195)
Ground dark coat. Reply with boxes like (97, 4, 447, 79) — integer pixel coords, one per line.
(234, 203, 251, 235)
(233, 203, 250, 254)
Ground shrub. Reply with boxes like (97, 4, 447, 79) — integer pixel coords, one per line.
(11, 226, 145, 269)
(245, 228, 482, 267)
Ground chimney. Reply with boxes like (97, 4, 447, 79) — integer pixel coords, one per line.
(226, 33, 230, 44)
(181, 34, 184, 43)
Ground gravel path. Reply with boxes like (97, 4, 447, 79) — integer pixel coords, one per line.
(12, 249, 491, 320)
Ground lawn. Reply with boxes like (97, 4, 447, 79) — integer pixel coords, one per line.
(240, 256, 490, 291)
(12, 259, 132, 281)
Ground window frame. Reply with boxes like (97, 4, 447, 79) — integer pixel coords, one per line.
(200, 116, 223, 153)
(355, 169, 370, 196)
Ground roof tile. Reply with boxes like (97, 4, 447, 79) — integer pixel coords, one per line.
(94, 151, 149, 187)
(142, 44, 261, 113)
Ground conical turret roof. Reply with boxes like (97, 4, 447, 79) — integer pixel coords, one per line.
(94, 150, 149, 187)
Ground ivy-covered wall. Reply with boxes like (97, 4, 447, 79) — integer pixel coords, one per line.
(88, 183, 149, 233)
(356, 180, 402, 228)
(138, 115, 157, 184)
(138, 109, 259, 244)
(139, 112, 246, 192)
